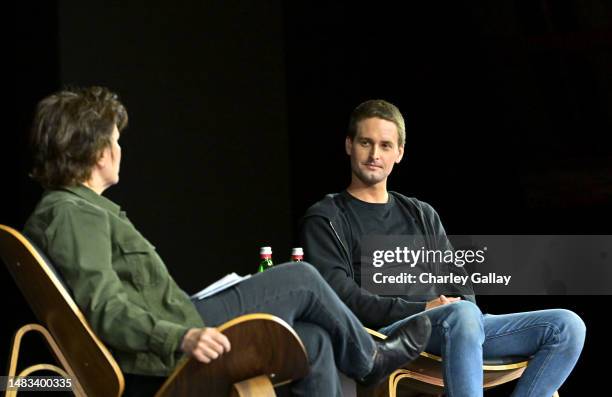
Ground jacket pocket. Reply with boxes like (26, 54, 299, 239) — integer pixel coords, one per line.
(117, 239, 157, 289)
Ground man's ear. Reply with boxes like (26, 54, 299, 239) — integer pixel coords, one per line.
(96, 147, 110, 169)
(345, 136, 353, 156)
(396, 144, 405, 163)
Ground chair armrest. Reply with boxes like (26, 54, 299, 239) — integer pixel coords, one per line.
(155, 313, 308, 397)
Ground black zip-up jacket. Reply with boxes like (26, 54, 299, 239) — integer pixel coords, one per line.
(300, 191, 476, 329)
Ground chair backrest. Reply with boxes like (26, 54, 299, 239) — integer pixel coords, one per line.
(0, 224, 124, 397)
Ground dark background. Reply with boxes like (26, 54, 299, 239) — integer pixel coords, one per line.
(5, 1, 612, 395)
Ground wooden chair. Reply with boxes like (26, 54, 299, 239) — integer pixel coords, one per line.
(359, 329, 560, 397)
(0, 224, 309, 396)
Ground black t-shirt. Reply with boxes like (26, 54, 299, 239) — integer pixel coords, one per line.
(342, 190, 473, 301)
(342, 190, 420, 237)
(341, 190, 423, 285)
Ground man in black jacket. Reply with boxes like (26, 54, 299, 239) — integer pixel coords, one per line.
(300, 99, 586, 397)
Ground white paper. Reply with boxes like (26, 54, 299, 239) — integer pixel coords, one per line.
(190, 272, 251, 300)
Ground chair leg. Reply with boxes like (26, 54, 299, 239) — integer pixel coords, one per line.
(5, 323, 86, 397)
(230, 374, 276, 397)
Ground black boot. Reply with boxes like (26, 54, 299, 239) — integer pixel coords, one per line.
(359, 315, 432, 386)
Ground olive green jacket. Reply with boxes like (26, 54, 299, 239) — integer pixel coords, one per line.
(23, 185, 204, 376)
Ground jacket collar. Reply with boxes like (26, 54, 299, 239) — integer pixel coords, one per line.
(60, 184, 121, 215)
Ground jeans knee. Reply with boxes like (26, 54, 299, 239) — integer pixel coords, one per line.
(288, 261, 327, 286)
(449, 300, 482, 319)
(299, 261, 322, 278)
(445, 300, 484, 340)
(555, 309, 586, 349)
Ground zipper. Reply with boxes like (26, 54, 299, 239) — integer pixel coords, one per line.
(329, 220, 354, 279)
(417, 204, 439, 277)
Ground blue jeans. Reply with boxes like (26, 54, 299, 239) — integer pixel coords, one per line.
(378, 300, 585, 397)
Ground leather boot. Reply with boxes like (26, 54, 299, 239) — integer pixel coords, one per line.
(358, 315, 432, 386)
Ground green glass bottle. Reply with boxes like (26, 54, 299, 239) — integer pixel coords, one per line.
(258, 246, 274, 272)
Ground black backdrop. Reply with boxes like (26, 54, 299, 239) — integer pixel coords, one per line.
(5, 1, 612, 395)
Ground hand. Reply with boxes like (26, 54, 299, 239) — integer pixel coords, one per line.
(425, 295, 461, 310)
(180, 327, 231, 363)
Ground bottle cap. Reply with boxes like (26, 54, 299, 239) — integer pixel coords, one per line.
(291, 247, 304, 256)
(260, 246, 272, 255)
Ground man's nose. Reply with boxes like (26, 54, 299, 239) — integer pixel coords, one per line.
(370, 145, 380, 159)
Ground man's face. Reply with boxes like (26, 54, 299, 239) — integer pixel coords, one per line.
(346, 117, 404, 187)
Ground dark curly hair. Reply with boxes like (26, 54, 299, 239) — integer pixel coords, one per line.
(29, 86, 128, 189)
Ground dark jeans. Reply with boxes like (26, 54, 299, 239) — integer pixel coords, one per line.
(194, 262, 376, 396)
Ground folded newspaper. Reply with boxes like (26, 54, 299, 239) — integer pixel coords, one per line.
(191, 272, 251, 300)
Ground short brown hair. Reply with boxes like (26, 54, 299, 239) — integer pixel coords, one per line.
(347, 99, 406, 146)
(29, 86, 128, 189)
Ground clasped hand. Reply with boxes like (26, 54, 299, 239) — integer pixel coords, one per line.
(180, 327, 231, 363)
